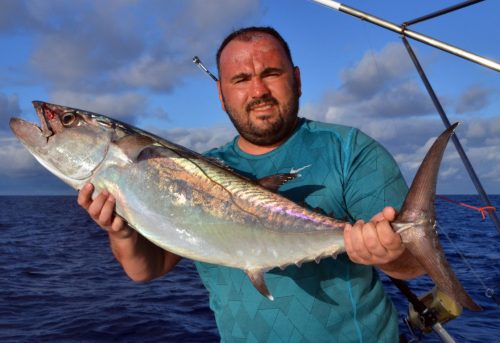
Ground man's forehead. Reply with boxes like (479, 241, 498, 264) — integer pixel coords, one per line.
(219, 34, 287, 65)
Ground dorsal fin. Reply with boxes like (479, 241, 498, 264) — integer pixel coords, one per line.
(115, 134, 156, 161)
(257, 173, 298, 192)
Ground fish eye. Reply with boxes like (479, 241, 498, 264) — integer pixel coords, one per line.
(61, 111, 77, 126)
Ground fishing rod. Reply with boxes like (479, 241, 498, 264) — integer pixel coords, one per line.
(192, 56, 218, 82)
(312, 0, 500, 72)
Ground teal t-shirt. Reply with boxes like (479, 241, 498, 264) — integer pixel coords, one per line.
(196, 118, 408, 343)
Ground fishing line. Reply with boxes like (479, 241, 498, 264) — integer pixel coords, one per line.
(437, 222, 499, 306)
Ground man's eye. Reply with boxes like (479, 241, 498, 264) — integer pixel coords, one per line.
(264, 71, 281, 78)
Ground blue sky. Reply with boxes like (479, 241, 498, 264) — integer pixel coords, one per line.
(1, 0, 499, 195)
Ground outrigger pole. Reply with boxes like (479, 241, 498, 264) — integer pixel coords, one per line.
(312, 0, 500, 233)
(402, 37, 500, 233)
(312, 0, 499, 72)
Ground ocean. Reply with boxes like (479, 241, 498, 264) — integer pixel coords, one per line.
(1, 195, 499, 342)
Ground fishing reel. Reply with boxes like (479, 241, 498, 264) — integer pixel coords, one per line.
(406, 287, 462, 334)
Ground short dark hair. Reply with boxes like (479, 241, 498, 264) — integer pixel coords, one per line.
(216, 26, 294, 76)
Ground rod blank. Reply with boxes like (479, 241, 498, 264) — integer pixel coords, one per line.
(192, 56, 218, 81)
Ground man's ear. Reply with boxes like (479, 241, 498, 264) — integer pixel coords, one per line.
(217, 80, 227, 112)
(294, 66, 302, 97)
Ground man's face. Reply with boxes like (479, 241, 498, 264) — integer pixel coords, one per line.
(217, 34, 301, 147)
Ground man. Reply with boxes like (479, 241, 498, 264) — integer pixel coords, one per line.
(78, 27, 424, 342)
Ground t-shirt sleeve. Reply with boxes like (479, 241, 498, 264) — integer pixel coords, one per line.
(342, 128, 408, 222)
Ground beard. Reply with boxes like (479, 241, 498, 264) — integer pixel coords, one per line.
(221, 89, 300, 146)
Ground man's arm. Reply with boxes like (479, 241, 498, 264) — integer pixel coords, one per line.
(77, 183, 181, 282)
(344, 206, 425, 280)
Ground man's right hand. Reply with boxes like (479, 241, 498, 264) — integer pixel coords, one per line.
(76, 182, 181, 282)
(77, 183, 134, 239)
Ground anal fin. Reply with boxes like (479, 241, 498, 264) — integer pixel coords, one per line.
(245, 269, 273, 301)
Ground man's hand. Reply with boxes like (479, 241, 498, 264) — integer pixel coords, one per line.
(77, 183, 133, 239)
(344, 207, 404, 266)
(77, 182, 181, 282)
(344, 206, 425, 279)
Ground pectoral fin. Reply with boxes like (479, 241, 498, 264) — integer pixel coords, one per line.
(245, 269, 273, 301)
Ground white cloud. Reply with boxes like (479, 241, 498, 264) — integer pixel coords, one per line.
(0, 136, 37, 172)
(305, 42, 435, 131)
(17, 0, 260, 94)
(339, 43, 414, 98)
(455, 85, 492, 114)
(0, 93, 21, 132)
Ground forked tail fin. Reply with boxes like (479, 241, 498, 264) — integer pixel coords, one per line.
(394, 122, 481, 311)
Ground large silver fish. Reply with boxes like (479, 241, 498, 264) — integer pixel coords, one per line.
(10, 101, 481, 311)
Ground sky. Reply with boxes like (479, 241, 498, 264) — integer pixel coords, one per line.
(0, 0, 499, 195)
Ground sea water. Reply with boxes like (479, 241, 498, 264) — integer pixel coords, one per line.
(1, 195, 499, 342)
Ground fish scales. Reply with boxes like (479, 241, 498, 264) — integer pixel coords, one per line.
(89, 142, 345, 271)
(167, 151, 345, 232)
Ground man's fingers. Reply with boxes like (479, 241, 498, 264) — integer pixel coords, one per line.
(77, 185, 128, 236)
(344, 223, 353, 256)
(77, 183, 94, 209)
(87, 190, 109, 220)
(110, 217, 135, 239)
(350, 220, 372, 262)
(110, 215, 125, 233)
(370, 212, 385, 222)
(382, 206, 397, 222)
(377, 221, 402, 251)
(362, 222, 389, 258)
(345, 217, 405, 266)
(98, 195, 117, 227)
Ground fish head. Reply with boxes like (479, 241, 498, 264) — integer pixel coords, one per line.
(9, 101, 115, 189)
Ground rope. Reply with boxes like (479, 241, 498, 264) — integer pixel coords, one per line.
(436, 195, 496, 220)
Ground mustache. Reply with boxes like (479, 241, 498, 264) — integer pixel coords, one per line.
(246, 95, 279, 112)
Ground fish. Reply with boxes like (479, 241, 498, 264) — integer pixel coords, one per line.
(9, 101, 481, 311)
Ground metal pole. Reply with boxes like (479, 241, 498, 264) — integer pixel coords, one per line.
(312, 0, 500, 72)
(403, 0, 484, 27)
(433, 323, 457, 343)
(402, 37, 500, 233)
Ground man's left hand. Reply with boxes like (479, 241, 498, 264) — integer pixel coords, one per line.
(344, 207, 405, 266)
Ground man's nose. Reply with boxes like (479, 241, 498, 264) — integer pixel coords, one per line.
(250, 77, 271, 98)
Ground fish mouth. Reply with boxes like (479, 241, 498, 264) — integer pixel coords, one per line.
(32, 100, 58, 137)
(9, 100, 61, 148)
(9, 117, 48, 149)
